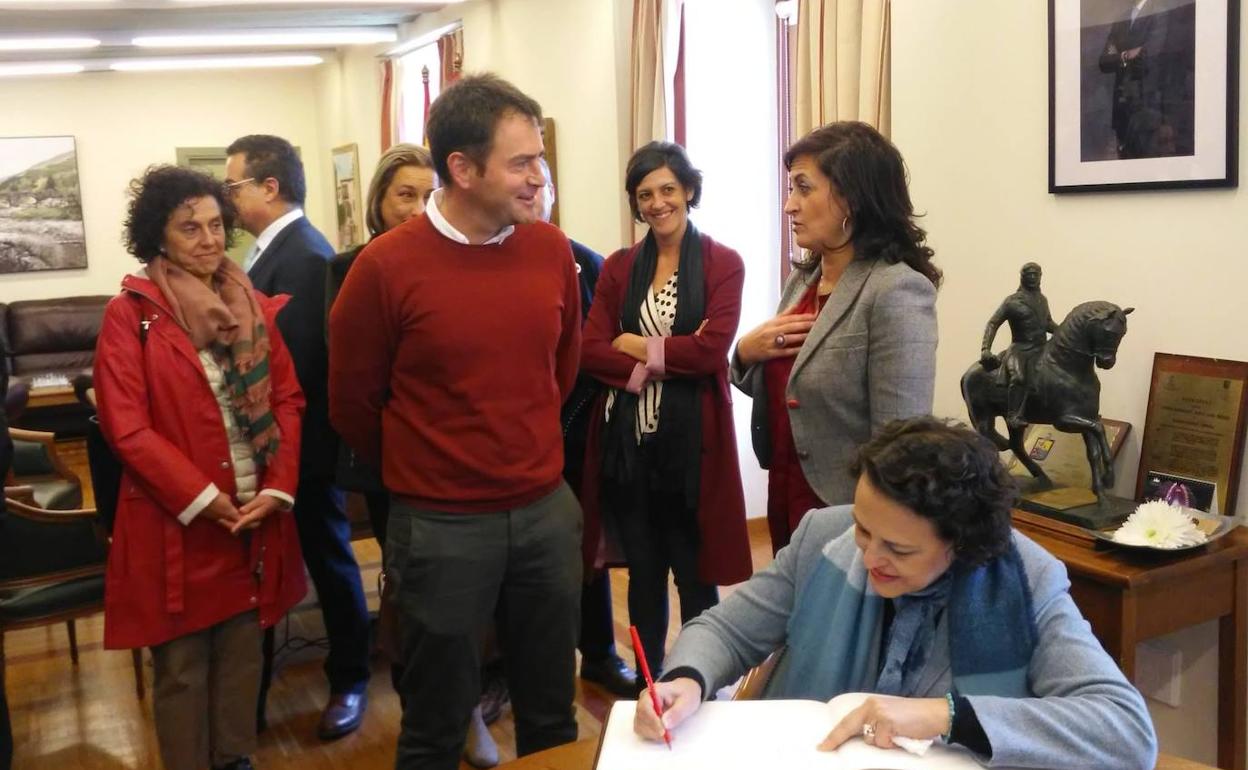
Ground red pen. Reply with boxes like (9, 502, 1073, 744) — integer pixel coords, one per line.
(629, 625, 672, 750)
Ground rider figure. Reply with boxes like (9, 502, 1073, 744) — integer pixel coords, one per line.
(981, 262, 1059, 430)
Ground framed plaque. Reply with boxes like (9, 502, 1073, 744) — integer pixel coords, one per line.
(1005, 418, 1131, 489)
(1135, 353, 1248, 516)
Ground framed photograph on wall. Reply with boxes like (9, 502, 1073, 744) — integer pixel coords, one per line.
(331, 143, 365, 250)
(0, 135, 88, 273)
(1049, 0, 1239, 192)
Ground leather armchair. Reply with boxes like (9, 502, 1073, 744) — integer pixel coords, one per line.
(1, 296, 109, 437)
(0, 496, 144, 699)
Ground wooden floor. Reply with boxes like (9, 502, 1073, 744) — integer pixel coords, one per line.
(5, 441, 774, 769)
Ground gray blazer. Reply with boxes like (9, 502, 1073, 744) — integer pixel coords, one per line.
(663, 507, 1159, 770)
(731, 258, 938, 505)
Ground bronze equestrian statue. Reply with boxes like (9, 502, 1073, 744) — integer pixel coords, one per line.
(980, 263, 1058, 429)
(963, 269, 1133, 505)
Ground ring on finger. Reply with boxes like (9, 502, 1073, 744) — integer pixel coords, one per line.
(774, 333, 786, 348)
(862, 723, 876, 741)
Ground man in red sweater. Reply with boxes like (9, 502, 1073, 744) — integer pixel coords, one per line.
(328, 74, 582, 769)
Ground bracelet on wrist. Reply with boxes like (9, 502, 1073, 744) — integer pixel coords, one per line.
(941, 692, 956, 743)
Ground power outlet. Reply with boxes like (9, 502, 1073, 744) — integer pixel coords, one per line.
(1135, 640, 1182, 707)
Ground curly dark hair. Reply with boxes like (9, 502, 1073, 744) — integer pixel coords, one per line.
(123, 165, 236, 263)
(624, 141, 703, 223)
(226, 134, 307, 205)
(849, 416, 1016, 565)
(785, 121, 941, 288)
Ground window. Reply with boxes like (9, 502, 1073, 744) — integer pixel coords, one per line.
(397, 42, 442, 145)
(682, 0, 782, 507)
(683, 0, 782, 326)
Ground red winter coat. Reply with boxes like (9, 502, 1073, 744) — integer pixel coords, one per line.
(580, 234, 753, 586)
(93, 274, 307, 649)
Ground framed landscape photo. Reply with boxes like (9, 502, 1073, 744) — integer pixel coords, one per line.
(331, 143, 365, 250)
(0, 135, 88, 273)
(1049, 0, 1239, 192)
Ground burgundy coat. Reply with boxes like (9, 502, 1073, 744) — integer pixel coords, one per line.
(580, 233, 752, 586)
(94, 274, 307, 649)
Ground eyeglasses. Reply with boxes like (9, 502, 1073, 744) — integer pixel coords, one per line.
(224, 177, 256, 196)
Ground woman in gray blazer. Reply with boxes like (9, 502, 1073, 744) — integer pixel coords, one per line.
(732, 122, 940, 553)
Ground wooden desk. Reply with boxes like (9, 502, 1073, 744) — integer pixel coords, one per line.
(496, 738, 1215, 770)
(496, 739, 595, 770)
(1015, 513, 1248, 770)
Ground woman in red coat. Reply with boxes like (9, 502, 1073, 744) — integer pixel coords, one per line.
(581, 142, 752, 681)
(93, 166, 306, 770)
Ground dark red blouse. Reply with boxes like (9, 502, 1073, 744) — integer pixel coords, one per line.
(763, 282, 827, 553)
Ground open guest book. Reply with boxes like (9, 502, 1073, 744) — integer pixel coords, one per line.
(595, 692, 984, 770)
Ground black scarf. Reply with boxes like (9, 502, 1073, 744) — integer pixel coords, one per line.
(602, 224, 705, 509)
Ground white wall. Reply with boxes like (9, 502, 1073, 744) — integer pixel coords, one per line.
(893, 0, 1246, 763)
(0, 67, 330, 302)
(402, 0, 633, 255)
(315, 44, 388, 239)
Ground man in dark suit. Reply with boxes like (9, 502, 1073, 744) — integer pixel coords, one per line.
(225, 135, 370, 739)
(1097, 0, 1178, 158)
(1, 351, 12, 770)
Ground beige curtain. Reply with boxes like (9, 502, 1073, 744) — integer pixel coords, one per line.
(438, 29, 464, 85)
(628, 0, 682, 240)
(794, 0, 891, 137)
(380, 59, 399, 152)
(630, 0, 665, 153)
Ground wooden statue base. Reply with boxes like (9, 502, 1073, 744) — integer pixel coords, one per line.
(1016, 489, 1137, 530)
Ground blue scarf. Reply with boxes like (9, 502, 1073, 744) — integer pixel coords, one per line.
(765, 518, 1037, 700)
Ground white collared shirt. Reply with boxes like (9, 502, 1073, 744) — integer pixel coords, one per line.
(425, 189, 515, 246)
(244, 207, 305, 272)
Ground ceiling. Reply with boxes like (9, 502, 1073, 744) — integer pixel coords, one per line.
(0, 2, 455, 66)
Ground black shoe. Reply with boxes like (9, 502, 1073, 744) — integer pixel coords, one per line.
(580, 654, 642, 697)
(317, 693, 367, 740)
(213, 759, 255, 770)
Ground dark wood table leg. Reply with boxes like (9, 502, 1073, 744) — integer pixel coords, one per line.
(1118, 593, 1139, 679)
(1217, 558, 1248, 770)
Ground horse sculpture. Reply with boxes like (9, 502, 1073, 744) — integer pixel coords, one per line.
(962, 300, 1133, 504)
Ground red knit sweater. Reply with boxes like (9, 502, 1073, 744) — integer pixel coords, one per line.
(328, 215, 582, 512)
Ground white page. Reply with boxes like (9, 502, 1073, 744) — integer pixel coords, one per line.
(596, 694, 984, 770)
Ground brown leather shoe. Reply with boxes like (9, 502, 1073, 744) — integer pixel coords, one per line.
(317, 693, 367, 740)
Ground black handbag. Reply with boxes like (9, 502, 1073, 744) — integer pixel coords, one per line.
(85, 414, 121, 533)
(85, 301, 149, 533)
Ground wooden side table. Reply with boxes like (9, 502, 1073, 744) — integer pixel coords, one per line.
(25, 385, 76, 410)
(1015, 511, 1248, 770)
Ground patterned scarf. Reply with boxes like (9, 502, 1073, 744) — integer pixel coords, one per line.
(602, 225, 705, 506)
(765, 506, 1037, 701)
(148, 256, 280, 466)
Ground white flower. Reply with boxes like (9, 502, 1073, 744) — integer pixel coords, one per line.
(1112, 500, 1208, 548)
